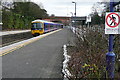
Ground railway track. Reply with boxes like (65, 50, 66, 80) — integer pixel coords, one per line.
(1, 31, 33, 47)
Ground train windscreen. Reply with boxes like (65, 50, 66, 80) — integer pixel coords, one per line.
(31, 23, 43, 30)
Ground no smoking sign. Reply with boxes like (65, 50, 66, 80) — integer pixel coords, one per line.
(105, 12, 120, 34)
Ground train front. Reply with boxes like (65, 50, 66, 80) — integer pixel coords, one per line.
(31, 20, 44, 36)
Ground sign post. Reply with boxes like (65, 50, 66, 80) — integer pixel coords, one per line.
(105, 0, 120, 78)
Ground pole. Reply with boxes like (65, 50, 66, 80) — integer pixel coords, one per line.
(88, 22, 89, 28)
(72, 2, 76, 34)
(75, 2, 76, 34)
(106, 0, 115, 78)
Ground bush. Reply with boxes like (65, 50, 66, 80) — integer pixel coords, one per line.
(67, 25, 120, 79)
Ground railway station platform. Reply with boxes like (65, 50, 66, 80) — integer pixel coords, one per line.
(0, 30, 31, 36)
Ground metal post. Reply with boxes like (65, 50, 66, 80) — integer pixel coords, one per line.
(106, 0, 115, 78)
(72, 1, 76, 34)
(75, 2, 76, 34)
(88, 22, 89, 28)
(75, 3, 76, 16)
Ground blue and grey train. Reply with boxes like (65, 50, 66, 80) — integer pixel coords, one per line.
(31, 20, 63, 36)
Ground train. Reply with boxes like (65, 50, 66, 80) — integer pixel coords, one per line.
(31, 20, 63, 36)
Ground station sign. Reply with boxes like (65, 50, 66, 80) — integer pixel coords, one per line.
(105, 12, 120, 34)
(86, 16, 91, 22)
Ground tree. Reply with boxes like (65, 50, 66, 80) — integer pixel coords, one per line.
(2, 1, 49, 30)
(12, 2, 48, 19)
(91, 12, 101, 25)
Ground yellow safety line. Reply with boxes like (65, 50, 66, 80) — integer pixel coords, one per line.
(1, 45, 24, 56)
(1, 29, 62, 56)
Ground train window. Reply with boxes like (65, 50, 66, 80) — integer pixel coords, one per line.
(54, 25, 56, 28)
(50, 24, 53, 28)
(44, 23, 49, 29)
(32, 23, 42, 29)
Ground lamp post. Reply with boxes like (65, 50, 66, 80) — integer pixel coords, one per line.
(72, 1, 76, 16)
(72, 1, 76, 34)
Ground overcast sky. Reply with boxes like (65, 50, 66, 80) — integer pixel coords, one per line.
(3, 0, 119, 17)
(31, 0, 103, 17)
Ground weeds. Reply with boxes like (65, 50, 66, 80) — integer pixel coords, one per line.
(67, 25, 120, 79)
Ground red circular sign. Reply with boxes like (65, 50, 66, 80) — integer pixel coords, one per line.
(106, 13, 120, 28)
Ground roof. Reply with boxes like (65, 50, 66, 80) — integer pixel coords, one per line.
(32, 19, 62, 25)
(32, 19, 54, 24)
(32, 19, 53, 23)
